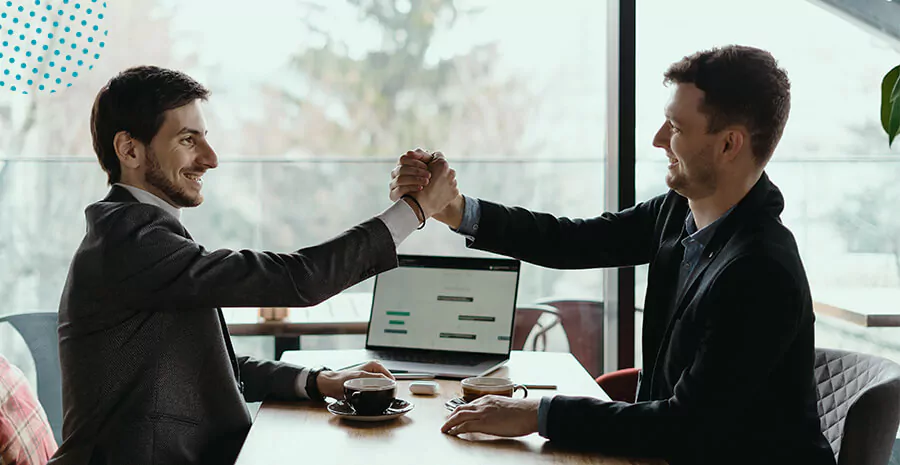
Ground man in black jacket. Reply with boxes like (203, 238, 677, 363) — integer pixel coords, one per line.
(51, 66, 458, 464)
(391, 46, 835, 464)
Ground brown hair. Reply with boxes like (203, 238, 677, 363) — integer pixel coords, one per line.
(90, 66, 210, 184)
(664, 45, 791, 164)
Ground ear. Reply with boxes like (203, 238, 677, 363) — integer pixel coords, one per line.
(720, 129, 745, 161)
(113, 131, 143, 170)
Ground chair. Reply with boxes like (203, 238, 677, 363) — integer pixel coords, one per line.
(512, 304, 560, 351)
(815, 348, 900, 465)
(595, 367, 640, 402)
(594, 348, 900, 465)
(533, 298, 604, 377)
(0, 312, 62, 444)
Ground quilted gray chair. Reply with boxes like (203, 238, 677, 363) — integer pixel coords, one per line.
(815, 348, 900, 465)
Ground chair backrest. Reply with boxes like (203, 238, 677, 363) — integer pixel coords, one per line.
(0, 312, 62, 444)
(814, 348, 900, 465)
(534, 299, 604, 378)
(512, 305, 559, 352)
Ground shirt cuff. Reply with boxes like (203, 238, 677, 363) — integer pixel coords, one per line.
(451, 195, 481, 239)
(538, 396, 553, 438)
(294, 368, 311, 400)
(376, 200, 421, 247)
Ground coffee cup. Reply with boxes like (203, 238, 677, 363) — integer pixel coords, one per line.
(343, 378, 397, 416)
(460, 377, 528, 403)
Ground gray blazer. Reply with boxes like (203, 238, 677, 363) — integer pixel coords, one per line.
(50, 186, 398, 464)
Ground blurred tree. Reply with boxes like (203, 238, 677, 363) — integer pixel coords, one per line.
(237, 0, 538, 253)
(243, 0, 535, 158)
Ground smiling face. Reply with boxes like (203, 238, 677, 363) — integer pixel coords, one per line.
(652, 83, 722, 200)
(138, 99, 217, 208)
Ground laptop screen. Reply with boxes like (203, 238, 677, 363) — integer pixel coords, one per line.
(366, 255, 521, 355)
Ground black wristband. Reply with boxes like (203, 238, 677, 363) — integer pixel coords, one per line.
(305, 366, 331, 402)
(401, 194, 427, 230)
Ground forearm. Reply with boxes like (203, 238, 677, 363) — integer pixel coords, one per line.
(465, 200, 657, 269)
(119, 218, 398, 310)
(238, 356, 307, 402)
(544, 395, 684, 457)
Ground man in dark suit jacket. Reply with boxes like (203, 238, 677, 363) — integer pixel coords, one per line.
(392, 46, 836, 464)
(50, 66, 458, 465)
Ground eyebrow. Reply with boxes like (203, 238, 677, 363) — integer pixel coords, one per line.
(176, 127, 208, 136)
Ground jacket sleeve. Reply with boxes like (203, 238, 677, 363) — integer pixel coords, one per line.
(543, 254, 804, 459)
(237, 356, 305, 402)
(467, 195, 666, 269)
(100, 205, 398, 310)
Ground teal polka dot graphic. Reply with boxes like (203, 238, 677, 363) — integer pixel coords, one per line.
(0, 0, 107, 94)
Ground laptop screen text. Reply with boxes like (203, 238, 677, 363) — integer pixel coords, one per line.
(367, 257, 519, 355)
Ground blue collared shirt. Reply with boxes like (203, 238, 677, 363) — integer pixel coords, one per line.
(452, 196, 734, 438)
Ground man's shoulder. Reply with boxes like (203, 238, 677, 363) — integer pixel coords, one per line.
(84, 198, 180, 239)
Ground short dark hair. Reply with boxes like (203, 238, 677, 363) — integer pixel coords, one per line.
(90, 66, 210, 184)
(663, 45, 791, 164)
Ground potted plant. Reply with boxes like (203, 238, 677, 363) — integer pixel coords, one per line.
(883, 65, 900, 147)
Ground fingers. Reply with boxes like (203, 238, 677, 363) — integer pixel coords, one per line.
(358, 360, 395, 380)
(429, 158, 450, 176)
(442, 409, 482, 433)
(397, 152, 429, 171)
(354, 371, 390, 381)
(392, 165, 431, 180)
(399, 148, 433, 165)
(446, 420, 482, 436)
(391, 175, 430, 189)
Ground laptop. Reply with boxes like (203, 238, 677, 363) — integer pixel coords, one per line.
(362, 254, 521, 379)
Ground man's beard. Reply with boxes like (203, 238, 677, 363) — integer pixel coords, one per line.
(665, 146, 717, 199)
(145, 147, 202, 208)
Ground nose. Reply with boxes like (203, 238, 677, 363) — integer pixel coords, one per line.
(652, 122, 670, 150)
(198, 140, 218, 169)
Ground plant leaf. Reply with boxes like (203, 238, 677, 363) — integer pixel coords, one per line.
(881, 65, 900, 143)
(891, 96, 900, 147)
(893, 70, 900, 103)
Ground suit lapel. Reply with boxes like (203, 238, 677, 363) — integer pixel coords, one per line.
(217, 308, 242, 388)
(671, 241, 724, 314)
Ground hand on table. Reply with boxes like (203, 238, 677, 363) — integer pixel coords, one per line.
(441, 395, 541, 437)
(316, 360, 395, 400)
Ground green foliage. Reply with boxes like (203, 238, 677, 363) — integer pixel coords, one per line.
(882, 65, 900, 147)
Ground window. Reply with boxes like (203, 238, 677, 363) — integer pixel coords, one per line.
(635, 0, 900, 374)
(0, 0, 608, 373)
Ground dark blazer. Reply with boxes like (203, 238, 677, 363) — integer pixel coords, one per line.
(468, 174, 835, 465)
(50, 186, 397, 465)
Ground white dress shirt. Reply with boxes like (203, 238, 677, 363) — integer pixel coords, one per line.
(111, 183, 420, 399)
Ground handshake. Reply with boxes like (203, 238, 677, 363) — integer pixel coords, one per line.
(388, 148, 465, 229)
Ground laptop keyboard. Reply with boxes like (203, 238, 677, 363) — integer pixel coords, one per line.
(373, 350, 486, 366)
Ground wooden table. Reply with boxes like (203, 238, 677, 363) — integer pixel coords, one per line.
(813, 288, 900, 327)
(235, 350, 665, 465)
(223, 292, 372, 358)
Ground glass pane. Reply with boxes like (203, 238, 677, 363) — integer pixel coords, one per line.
(0, 1, 607, 363)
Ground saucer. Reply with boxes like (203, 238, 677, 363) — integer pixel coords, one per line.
(327, 398, 414, 422)
(444, 397, 467, 411)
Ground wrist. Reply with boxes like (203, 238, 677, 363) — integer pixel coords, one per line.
(433, 194, 465, 229)
(307, 366, 331, 401)
(401, 197, 425, 223)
